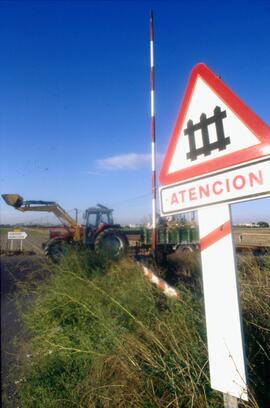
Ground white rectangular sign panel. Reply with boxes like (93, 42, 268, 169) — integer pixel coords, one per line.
(8, 231, 28, 240)
(160, 158, 270, 216)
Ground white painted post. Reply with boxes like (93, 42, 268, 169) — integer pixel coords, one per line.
(198, 204, 247, 402)
(224, 393, 238, 408)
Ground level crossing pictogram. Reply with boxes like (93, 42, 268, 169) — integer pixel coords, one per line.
(184, 106, 231, 161)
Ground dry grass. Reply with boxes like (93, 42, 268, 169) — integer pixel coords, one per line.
(238, 255, 270, 406)
(3, 249, 270, 407)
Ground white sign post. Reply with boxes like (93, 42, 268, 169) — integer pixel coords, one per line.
(159, 63, 270, 406)
(8, 231, 28, 251)
(198, 204, 247, 402)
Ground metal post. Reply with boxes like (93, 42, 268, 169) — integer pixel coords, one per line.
(10, 239, 13, 251)
(20, 239, 23, 252)
(74, 208, 78, 224)
(150, 10, 157, 258)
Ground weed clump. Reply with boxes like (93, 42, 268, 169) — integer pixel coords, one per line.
(5, 249, 270, 407)
(238, 254, 270, 407)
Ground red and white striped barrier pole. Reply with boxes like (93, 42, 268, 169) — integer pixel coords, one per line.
(198, 204, 247, 404)
(137, 261, 180, 299)
(150, 11, 157, 258)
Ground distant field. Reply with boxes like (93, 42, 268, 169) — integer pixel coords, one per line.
(0, 227, 49, 254)
(233, 227, 270, 247)
(0, 226, 269, 256)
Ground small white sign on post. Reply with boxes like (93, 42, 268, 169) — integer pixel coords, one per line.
(159, 63, 270, 405)
(8, 231, 28, 251)
(8, 231, 28, 240)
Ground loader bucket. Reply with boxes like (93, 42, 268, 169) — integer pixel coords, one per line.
(2, 194, 24, 208)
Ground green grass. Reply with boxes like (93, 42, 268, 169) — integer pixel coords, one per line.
(4, 250, 270, 407)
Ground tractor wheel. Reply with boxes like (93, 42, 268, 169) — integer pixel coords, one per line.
(94, 228, 128, 259)
(176, 245, 194, 253)
(44, 238, 70, 262)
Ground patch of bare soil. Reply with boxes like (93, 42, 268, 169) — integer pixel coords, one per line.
(1, 255, 50, 405)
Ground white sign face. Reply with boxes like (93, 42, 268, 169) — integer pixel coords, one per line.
(8, 231, 28, 240)
(160, 158, 270, 216)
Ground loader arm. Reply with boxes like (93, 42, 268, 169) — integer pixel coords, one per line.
(18, 202, 77, 228)
(2, 194, 81, 240)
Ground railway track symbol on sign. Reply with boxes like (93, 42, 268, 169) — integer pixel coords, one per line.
(185, 106, 231, 161)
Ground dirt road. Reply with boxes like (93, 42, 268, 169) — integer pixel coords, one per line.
(1, 255, 50, 404)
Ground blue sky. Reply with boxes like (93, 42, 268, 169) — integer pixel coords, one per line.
(1, 0, 269, 225)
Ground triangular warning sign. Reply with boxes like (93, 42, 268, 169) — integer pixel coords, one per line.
(159, 63, 270, 186)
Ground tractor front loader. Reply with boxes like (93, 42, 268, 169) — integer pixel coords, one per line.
(2, 194, 128, 261)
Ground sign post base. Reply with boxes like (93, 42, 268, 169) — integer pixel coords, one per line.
(223, 393, 238, 408)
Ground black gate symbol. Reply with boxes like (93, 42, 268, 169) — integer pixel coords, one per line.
(184, 106, 231, 161)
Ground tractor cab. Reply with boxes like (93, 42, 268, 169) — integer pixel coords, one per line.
(83, 204, 115, 245)
(84, 204, 114, 228)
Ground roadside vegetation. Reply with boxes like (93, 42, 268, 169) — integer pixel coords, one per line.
(3, 249, 270, 407)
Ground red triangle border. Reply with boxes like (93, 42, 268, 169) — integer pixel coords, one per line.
(159, 63, 270, 186)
